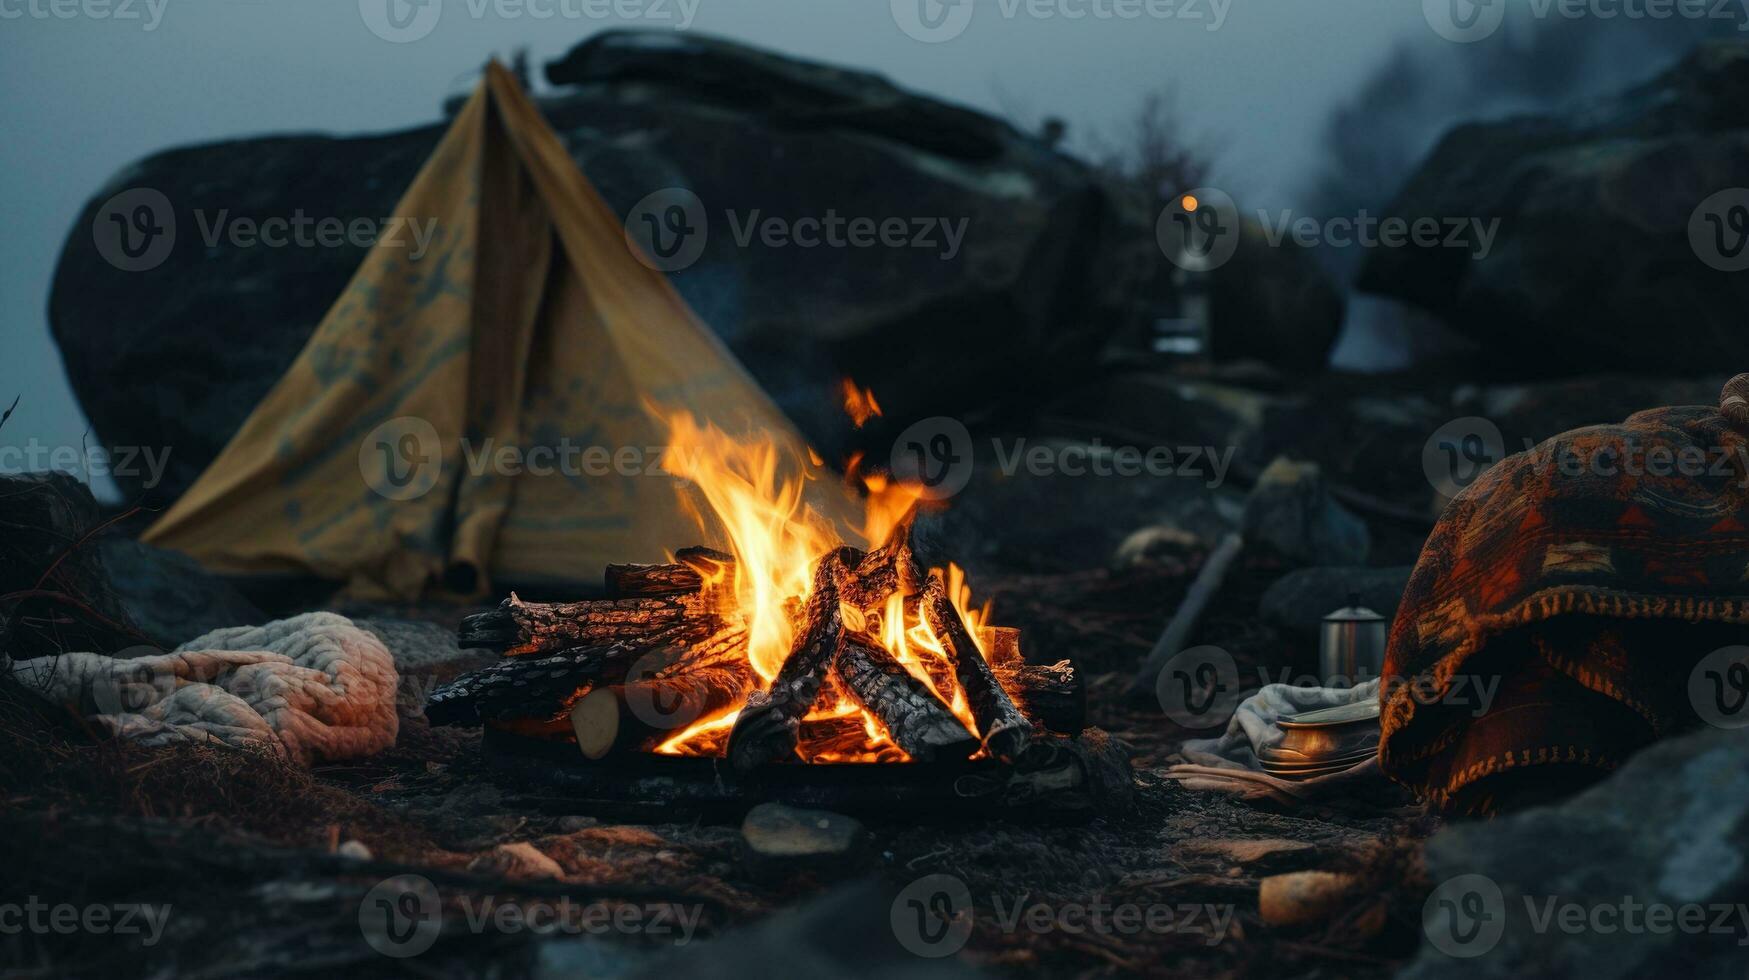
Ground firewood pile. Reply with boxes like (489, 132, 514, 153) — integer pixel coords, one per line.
(426, 527, 1086, 771)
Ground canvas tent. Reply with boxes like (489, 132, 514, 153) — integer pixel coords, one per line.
(144, 63, 815, 600)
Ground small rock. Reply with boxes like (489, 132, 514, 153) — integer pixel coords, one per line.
(1258, 870, 1359, 927)
(1242, 458, 1370, 567)
(336, 840, 372, 862)
(741, 803, 865, 861)
(556, 815, 599, 833)
(469, 841, 565, 881)
(1112, 525, 1201, 569)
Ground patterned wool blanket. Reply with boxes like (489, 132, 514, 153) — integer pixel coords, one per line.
(1381, 375, 1749, 811)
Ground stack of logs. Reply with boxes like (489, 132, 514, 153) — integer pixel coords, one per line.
(427, 536, 1085, 771)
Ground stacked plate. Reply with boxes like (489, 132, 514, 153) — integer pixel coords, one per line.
(1258, 700, 1380, 781)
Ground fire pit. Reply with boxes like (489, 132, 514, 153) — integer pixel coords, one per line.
(425, 412, 1121, 817)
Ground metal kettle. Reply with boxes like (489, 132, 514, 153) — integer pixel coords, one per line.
(1320, 593, 1387, 685)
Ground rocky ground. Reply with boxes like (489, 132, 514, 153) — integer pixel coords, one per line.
(10, 365, 1747, 978)
(0, 550, 1432, 980)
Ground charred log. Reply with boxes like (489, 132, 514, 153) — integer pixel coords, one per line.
(844, 512, 923, 608)
(832, 634, 978, 763)
(458, 594, 713, 655)
(426, 622, 719, 726)
(922, 575, 1033, 762)
(726, 548, 857, 772)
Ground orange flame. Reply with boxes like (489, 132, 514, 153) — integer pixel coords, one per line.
(840, 378, 883, 428)
(651, 408, 1011, 762)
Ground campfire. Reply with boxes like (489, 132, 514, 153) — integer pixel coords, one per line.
(427, 409, 1084, 772)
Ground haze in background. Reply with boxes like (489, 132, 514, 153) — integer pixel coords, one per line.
(0, 0, 1706, 497)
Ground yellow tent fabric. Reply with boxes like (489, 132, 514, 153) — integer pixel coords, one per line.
(144, 64, 812, 600)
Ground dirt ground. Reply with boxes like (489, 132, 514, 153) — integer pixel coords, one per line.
(1, 553, 1437, 979)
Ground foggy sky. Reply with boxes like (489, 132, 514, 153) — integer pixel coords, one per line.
(0, 1, 1473, 496)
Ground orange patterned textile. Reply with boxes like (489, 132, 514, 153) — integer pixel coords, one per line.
(1380, 375, 1749, 813)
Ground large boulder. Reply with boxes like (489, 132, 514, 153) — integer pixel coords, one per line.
(1358, 39, 1749, 377)
(1406, 725, 1749, 978)
(51, 30, 1139, 505)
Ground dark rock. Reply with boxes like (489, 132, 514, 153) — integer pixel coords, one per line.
(51, 29, 1139, 506)
(916, 437, 1245, 576)
(1209, 219, 1346, 373)
(1407, 726, 1749, 978)
(1241, 458, 1371, 567)
(1044, 373, 1277, 466)
(1259, 566, 1413, 641)
(0, 472, 147, 660)
(1457, 374, 1731, 451)
(95, 537, 264, 649)
(1358, 40, 1749, 376)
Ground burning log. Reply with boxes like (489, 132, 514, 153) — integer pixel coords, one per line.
(605, 547, 733, 599)
(570, 662, 753, 759)
(726, 548, 855, 772)
(426, 621, 724, 726)
(845, 512, 923, 606)
(921, 574, 1033, 761)
(832, 634, 978, 763)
